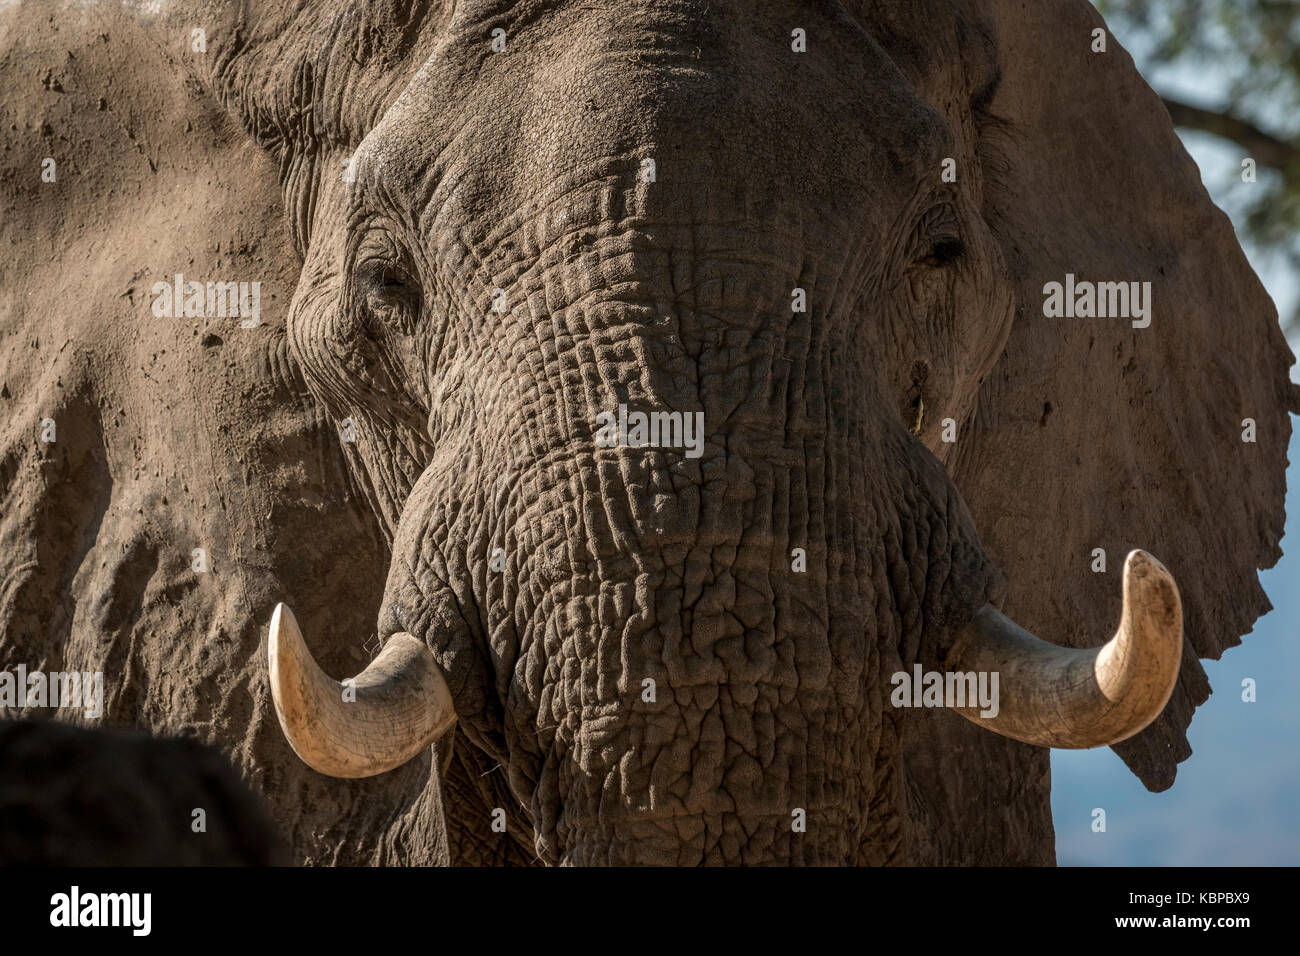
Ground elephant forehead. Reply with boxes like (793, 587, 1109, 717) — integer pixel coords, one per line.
(351, 1, 952, 228)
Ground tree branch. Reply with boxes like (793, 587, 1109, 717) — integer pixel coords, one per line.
(1161, 97, 1299, 174)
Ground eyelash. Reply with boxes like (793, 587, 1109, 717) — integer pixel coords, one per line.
(354, 257, 421, 334)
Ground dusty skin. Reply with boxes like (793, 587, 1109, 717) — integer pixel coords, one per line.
(0, 0, 1294, 865)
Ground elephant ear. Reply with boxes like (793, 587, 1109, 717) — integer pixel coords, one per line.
(0, 0, 443, 863)
(954, 0, 1293, 787)
(860, 0, 1294, 862)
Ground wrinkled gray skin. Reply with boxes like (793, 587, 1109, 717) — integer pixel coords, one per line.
(283, 3, 1009, 865)
(2, 0, 1289, 867)
(196, 0, 1291, 866)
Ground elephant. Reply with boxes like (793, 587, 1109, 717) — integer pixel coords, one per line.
(0, 0, 1292, 865)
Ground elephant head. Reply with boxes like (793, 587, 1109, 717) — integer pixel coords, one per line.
(1, 0, 1289, 866)
(229, 0, 1284, 866)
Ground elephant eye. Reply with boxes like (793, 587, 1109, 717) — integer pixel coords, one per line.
(909, 201, 965, 269)
(364, 263, 413, 299)
(357, 260, 421, 332)
(924, 236, 965, 267)
(377, 269, 406, 291)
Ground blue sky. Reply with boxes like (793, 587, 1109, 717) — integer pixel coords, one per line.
(1052, 17, 1300, 865)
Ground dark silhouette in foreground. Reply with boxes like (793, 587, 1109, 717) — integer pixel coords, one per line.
(0, 720, 286, 865)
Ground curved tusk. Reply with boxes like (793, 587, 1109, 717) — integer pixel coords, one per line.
(944, 550, 1182, 748)
(268, 603, 457, 778)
